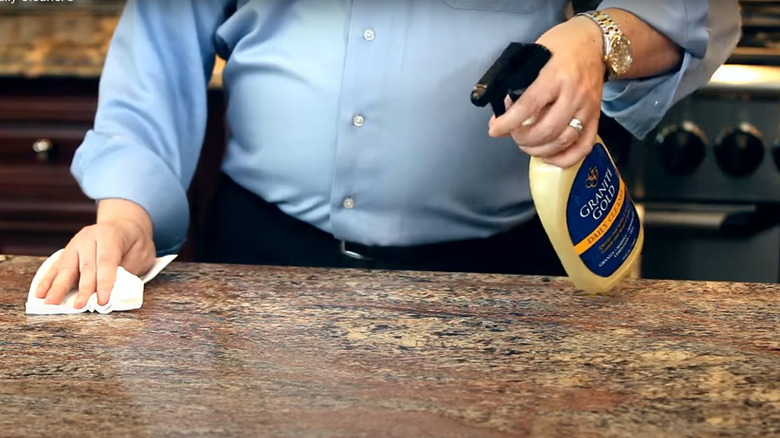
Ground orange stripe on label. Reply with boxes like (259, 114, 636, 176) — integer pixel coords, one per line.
(573, 181, 626, 255)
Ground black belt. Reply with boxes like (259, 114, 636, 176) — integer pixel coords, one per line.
(337, 229, 515, 264)
(339, 239, 461, 262)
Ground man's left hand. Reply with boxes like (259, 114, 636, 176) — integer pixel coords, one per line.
(488, 16, 606, 168)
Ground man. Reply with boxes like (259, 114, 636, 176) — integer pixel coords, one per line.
(36, 0, 740, 307)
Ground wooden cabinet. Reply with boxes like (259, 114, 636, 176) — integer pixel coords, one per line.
(0, 78, 97, 256)
(0, 77, 226, 260)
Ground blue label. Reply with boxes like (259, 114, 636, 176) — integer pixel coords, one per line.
(566, 142, 640, 277)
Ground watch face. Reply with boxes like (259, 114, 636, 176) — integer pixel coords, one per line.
(608, 35, 633, 76)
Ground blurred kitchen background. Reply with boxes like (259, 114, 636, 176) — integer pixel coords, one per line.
(2, 1, 780, 284)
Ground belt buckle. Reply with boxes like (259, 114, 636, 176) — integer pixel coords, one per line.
(339, 241, 373, 261)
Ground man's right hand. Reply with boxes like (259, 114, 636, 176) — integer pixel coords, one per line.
(34, 199, 157, 309)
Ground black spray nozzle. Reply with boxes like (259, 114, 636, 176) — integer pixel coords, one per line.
(470, 42, 552, 117)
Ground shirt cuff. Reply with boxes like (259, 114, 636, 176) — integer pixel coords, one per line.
(595, 0, 712, 139)
(71, 130, 190, 256)
(602, 51, 700, 139)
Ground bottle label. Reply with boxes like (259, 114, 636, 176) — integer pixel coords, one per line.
(566, 142, 640, 277)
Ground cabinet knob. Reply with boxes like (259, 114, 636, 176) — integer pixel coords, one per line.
(32, 138, 56, 162)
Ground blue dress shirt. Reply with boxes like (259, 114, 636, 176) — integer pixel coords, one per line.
(71, 0, 741, 255)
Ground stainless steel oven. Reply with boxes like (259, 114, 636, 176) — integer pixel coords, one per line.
(621, 1, 780, 282)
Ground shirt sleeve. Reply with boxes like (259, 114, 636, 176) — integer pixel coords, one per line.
(70, 0, 233, 255)
(596, 0, 742, 139)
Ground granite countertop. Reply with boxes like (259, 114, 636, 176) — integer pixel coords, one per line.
(0, 255, 778, 437)
(0, 12, 225, 88)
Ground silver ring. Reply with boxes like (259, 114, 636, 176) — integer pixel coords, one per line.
(522, 116, 536, 127)
(569, 117, 585, 133)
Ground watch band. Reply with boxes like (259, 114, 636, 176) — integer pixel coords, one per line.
(580, 10, 622, 41)
(576, 10, 631, 80)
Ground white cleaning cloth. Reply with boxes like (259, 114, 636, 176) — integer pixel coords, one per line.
(25, 249, 177, 315)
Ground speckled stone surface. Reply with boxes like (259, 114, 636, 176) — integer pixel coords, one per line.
(1, 255, 778, 437)
(0, 12, 224, 87)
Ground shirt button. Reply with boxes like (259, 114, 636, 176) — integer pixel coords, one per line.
(342, 197, 356, 209)
(363, 28, 375, 41)
(352, 114, 365, 127)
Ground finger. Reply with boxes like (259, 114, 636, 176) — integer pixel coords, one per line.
(489, 70, 559, 138)
(504, 95, 538, 127)
(73, 241, 98, 309)
(488, 95, 521, 129)
(512, 84, 576, 147)
(34, 259, 61, 299)
(95, 236, 123, 306)
(543, 114, 600, 168)
(517, 121, 582, 159)
(507, 104, 551, 143)
(43, 249, 80, 305)
(504, 95, 514, 113)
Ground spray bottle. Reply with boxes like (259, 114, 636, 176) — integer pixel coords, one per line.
(471, 42, 644, 293)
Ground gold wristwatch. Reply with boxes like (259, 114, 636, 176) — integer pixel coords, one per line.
(576, 10, 633, 80)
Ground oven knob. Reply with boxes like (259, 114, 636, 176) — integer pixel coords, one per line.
(715, 123, 764, 177)
(655, 121, 707, 175)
